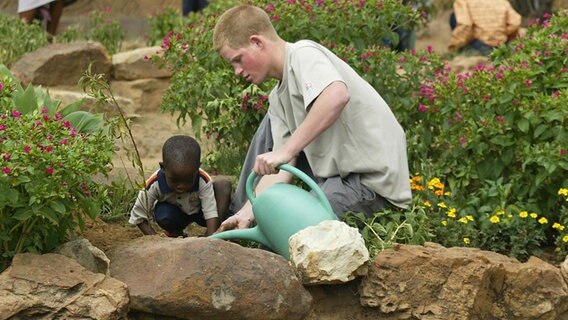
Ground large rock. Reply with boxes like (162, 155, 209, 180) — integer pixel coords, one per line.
(289, 220, 369, 285)
(110, 78, 170, 113)
(11, 41, 112, 87)
(108, 236, 312, 320)
(0, 253, 129, 319)
(48, 87, 136, 117)
(112, 46, 172, 80)
(360, 242, 568, 319)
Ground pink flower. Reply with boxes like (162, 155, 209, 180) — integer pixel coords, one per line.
(495, 73, 503, 80)
(41, 107, 48, 113)
(417, 104, 428, 112)
(62, 120, 71, 128)
(561, 149, 566, 156)
(4, 153, 10, 160)
(44, 145, 53, 152)
(24, 145, 31, 153)
(2, 167, 10, 174)
(46, 167, 54, 175)
(0, 124, 5, 131)
(0, 82, 4, 92)
(55, 113, 62, 120)
(525, 79, 532, 88)
(12, 110, 21, 118)
(61, 138, 68, 145)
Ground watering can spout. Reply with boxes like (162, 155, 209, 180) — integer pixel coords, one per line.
(210, 226, 271, 248)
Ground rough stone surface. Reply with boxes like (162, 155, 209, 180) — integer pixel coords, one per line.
(108, 236, 313, 320)
(289, 220, 369, 285)
(0, 253, 129, 320)
(56, 238, 111, 275)
(11, 41, 112, 87)
(359, 242, 568, 320)
(112, 46, 172, 80)
(48, 87, 136, 117)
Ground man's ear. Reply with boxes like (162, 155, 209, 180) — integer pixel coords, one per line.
(250, 35, 264, 48)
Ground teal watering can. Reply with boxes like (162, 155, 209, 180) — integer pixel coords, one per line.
(210, 164, 338, 260)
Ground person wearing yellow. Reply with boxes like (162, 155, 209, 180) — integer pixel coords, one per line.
(448, 0, 522, 55)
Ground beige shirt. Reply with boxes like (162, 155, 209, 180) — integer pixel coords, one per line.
(268, 41, 411, 209)
(449, 0, 522, 50)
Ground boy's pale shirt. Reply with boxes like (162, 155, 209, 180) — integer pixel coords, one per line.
(129, 169, 218, 226)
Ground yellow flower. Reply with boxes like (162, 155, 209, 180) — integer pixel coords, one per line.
(466, 215, 474, 221)
(553, 223, 565, 231)
(507, 214, 512, 219)
(444, 191, 451, 196)
(437, 202, 447, 209)
(530, 213, 538, 219)
(519, 211, 528, 218)
(423, 201, 431, 207)
(490, 215, 500, 223)
(435, 189, 444, 196)
(559, 188, 568, 196)
(538, 217, 548, 225)
(563, 235, 568, 243)
(447, 208, 457, 218)
(463, 238, 470, 245)
(441, 220, 448, 226)
(459, 217, 468, 224)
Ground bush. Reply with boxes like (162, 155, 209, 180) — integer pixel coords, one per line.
(0, 66, 115, 271)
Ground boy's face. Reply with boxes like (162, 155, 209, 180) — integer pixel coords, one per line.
(161, 163, 198, 194)
(220, 38, 267, 84)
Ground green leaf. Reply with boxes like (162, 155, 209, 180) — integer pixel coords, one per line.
(517, 118, 529, 133)
(59, 98, 85, 117)
(62, 111, 103, 132)
(12, 84, 38, 114)
(12, 209, 34, 221)
(49, 201, 67, 215)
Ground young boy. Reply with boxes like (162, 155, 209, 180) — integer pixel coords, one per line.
(213, 5, 412, 231)
(129, 135, 231, 237)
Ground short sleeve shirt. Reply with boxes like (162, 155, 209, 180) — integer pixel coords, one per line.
(268, 40, 411, 208)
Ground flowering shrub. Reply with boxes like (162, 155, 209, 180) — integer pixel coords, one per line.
(0, 66, 115, 271)
(414, 11, 568, 231)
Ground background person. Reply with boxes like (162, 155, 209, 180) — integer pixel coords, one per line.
(448, 0, 522, 55)
(18, 0, 64, 38)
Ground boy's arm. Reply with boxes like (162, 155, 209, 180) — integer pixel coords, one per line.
(205, 217, 219, 236)
(130, 188, 158, 235)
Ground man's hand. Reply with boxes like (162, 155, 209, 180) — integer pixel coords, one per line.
(216, 208, 255, 232)
(254, 149, 294, 176)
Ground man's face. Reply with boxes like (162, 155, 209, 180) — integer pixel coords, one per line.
(220, 41, 266, 85)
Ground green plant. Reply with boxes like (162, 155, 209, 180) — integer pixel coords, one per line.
(86, 9, 125, 54)
(0, 65, 115, 271)
(0, 14, 49, 67)
(146, 6, 185, 46)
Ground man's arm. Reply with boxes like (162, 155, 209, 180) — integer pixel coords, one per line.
(254, 81, 349, 176)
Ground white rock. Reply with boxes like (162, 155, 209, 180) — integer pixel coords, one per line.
(289, 220, 369, 285)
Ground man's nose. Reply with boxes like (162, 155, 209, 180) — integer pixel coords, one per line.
(234, 66, 243, 76)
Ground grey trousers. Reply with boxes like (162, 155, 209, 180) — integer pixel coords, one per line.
(229, 115, 389, 219)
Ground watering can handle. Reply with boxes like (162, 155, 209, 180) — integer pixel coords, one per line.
(245, 163, 335, 216)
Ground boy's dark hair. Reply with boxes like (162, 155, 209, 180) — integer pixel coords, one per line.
(162, 135, 201, 168)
